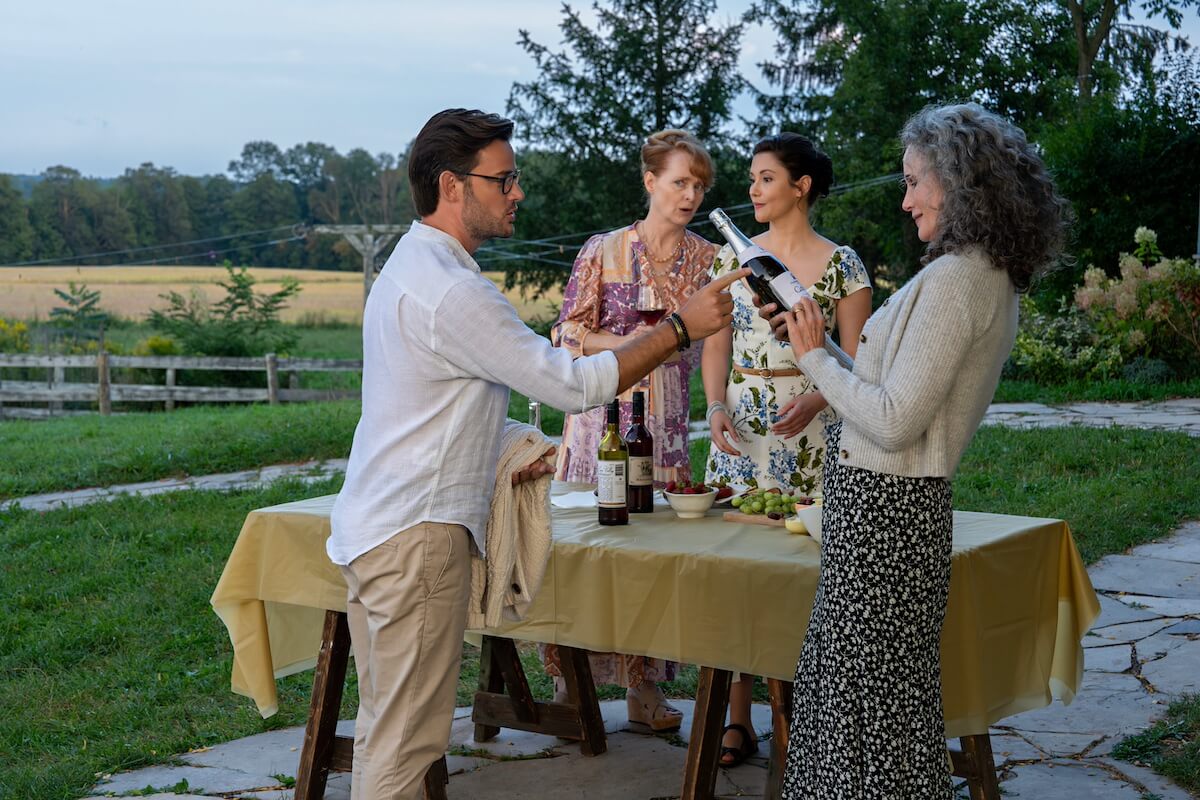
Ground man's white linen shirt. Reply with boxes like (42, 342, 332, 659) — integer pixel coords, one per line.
(327, 221, 619, 565)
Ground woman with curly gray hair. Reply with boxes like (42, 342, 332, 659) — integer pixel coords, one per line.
(768, 103, 1070, 798)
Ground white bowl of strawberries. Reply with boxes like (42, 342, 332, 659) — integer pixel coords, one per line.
(662, 479, 730, 519)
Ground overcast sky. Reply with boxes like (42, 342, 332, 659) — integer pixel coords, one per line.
(1, 0, 1195, 178)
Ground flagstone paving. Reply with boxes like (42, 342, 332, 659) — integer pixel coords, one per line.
(82, 522, 1200, 799)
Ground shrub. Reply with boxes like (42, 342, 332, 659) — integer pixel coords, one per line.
(50, 282, 107, 349)
(1004, 296, 1124, 383)
(0, 318, 31, 352)
(133, 335, 181, 357)
(148, 263, 300, 357)
(1122, 356, 1175, 385)
(1074, 228, 1200, 377)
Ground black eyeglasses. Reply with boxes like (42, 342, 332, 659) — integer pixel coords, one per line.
(458, 169, 522, 194)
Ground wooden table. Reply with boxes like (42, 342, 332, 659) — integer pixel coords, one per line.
(212, 495, 1099, 800)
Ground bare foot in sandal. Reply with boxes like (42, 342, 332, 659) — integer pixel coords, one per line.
(719, 723, 758, 767)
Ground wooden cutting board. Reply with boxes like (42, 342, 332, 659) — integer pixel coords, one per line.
(723, 510, 786, 527)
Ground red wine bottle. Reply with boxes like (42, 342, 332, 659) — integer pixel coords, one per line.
(624, 391, 654, 513)
(708, 208, 854, 369)
(597, 400, 629, 525)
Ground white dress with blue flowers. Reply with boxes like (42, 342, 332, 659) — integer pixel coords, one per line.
(705, 243, 871, 494)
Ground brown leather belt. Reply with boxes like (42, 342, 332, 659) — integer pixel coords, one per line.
(732, 364, 803, 379)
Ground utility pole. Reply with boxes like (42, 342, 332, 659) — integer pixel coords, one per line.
(309, 224, 408, 307)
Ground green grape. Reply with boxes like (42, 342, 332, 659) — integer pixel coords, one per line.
(751, 501, 764, 513)
(731, 496, 743, 507)
(740, 504, 754, 514)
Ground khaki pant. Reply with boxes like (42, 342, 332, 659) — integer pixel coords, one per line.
(341, 522, 471, 800)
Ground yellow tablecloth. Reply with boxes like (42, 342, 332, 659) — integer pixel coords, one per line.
(211, 494, 1099, 738)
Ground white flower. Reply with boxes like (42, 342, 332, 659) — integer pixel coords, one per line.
(1120, 257, 1146, 283)
(1134, 227, 1157, 245)
(1114, 290, 1139, 319)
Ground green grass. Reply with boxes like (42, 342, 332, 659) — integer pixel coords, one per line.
(0, 401, 360, 501)
(993, 378, 1200, 404)
(0, 480, 353, 800)
(952, 425, 1200, 564)
(1112, 694, 1200, 795)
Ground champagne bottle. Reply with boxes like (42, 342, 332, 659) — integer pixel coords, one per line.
(597, 399, 629, 525)
(624, 391, 654, 513)
(708, 208, 854, 370)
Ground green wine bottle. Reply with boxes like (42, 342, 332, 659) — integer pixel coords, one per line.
(597, 399, 629, 526)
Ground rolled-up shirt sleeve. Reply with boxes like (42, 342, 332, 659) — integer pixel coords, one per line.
(550, 234, 605, 357)
(433, 275, 618, 414)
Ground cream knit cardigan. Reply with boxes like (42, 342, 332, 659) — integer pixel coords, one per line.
(468, 420, 556, 629)
(798, 247, 1018, 479)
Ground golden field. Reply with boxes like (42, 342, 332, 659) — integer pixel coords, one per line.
(0, 266, 563, 324)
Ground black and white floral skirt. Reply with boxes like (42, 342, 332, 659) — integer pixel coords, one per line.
(782, 421, 954, 800)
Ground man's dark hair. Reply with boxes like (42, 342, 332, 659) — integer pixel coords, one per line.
(408, 109, 515, 216)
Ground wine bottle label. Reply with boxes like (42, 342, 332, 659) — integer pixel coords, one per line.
(768, 270, 811, 309)
(597, 461, 627, 507)
(628, 456, 653, 486)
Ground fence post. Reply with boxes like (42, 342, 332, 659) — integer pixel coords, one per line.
(51, 364, 65, 415)
(165, 367, 176, 411)
(265, 353, 280, 405)
(97, 351, 111, 416)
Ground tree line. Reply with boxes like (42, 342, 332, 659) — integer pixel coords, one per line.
(1, 0, 1197, 306)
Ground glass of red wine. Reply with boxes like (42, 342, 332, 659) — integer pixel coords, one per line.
(639, 308, 666, 327)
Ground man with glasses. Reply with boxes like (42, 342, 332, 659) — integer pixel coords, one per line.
(326, 108, 746, 800)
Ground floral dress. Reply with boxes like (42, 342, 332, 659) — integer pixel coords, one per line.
(705, 243, 870, 495)
(545, 223, 716, 689)
(553, 224, 716, 489)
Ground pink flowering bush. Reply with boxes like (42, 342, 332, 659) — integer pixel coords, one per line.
(1074, 228, 1200, 378)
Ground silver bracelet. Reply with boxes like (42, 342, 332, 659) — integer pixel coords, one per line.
(705, 401, 728, 424)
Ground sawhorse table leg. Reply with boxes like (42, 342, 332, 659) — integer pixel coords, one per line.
(471, 636, 607, 756)
(680, 666, 733, 800)
(950, 733, 1003, 800)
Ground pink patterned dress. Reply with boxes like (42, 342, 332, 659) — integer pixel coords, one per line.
(552, 224, 716, 488)
(544, 223, 715, 688)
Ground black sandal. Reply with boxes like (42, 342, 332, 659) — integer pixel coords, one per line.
(718, 723, 758, 768)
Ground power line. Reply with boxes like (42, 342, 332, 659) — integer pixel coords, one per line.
(0, 225, 302, 268)
(121, 232, 307, 267)
(482, 173, 900, 258)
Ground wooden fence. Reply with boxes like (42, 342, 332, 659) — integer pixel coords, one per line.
(0, 352, 362, 419)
